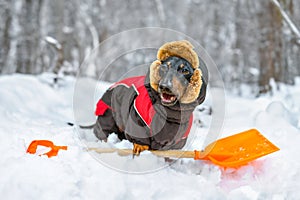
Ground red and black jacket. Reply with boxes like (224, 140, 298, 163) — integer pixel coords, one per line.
(94, 73, 207, 150)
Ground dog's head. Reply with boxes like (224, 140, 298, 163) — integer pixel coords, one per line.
(150, 40, 203, 106)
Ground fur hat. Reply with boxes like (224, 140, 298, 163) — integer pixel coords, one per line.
(150, 40, 203, 104)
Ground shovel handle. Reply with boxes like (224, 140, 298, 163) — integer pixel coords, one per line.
(88, 147, 200, 159)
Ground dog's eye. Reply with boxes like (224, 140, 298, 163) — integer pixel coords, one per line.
(179, 67, 191, 75)
(159, 64, 168, 75)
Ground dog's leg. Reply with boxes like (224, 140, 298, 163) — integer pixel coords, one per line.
(132, 143, 149, 157)
(93, 108, 120, 142)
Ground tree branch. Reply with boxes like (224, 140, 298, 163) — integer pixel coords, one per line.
(271, 0, 300, 44)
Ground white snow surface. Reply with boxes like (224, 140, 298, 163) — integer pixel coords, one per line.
(0, 73, 300, 199)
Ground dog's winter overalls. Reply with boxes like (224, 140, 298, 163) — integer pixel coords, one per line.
(94, 71, 207, 150)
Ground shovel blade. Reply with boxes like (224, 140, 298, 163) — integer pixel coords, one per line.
(197, 129, 280, 168)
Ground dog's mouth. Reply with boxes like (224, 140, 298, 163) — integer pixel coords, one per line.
(160, 92, 178, 106)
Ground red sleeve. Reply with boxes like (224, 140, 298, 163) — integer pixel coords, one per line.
(95, 100, 111, 116)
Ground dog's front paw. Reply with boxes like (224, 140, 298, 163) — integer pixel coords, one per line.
(133, 143, 149, 156)
(101, 138, 108, 143)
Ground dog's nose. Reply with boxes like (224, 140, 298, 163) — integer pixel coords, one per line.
(159, 70, 174, 93)
(159, 82, 172, 93)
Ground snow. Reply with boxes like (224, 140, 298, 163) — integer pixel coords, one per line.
(45, 36, 62, 50)
(0, 73, 300, 199)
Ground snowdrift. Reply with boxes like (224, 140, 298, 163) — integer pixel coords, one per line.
(0, 73, 299, 199)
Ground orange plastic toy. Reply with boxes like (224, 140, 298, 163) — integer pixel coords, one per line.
(194, 129, 280, 167)
(26, 140, 67, 157)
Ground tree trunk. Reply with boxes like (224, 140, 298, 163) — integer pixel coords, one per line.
(257, 1, 283, 94)
(0, 3, 12, 73)
(16, 0, 43, 74)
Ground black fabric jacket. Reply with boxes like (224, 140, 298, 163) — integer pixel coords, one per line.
(94, 69, 207, 150)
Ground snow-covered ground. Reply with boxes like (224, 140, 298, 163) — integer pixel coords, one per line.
(0, 73, 300, 200)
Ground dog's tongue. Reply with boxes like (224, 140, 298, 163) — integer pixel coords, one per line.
(162, 93, 176, 103)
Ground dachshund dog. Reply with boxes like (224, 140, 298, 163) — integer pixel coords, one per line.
(93, 40, 208, 155)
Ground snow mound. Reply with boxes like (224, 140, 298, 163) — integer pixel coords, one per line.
(266, 101, 298, 126)
(266, 101, 287, 117)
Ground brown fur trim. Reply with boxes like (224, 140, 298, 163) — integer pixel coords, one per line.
(157, 40, 199, 69)
(180, 69, 203, 104)
(149, 60, 161, 92)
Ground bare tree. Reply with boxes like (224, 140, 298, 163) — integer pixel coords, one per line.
(0, 0, 11, 73)
(15, 0, 43, 74)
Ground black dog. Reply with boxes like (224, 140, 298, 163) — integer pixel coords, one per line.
(93, 40, 208, 155)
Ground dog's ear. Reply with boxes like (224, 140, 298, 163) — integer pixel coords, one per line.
(149, 60, 161, 91)
(180, 68, 203, 104)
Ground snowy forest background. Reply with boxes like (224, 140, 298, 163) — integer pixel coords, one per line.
(1, 1, 300, 199)
(1, 0, 300, 96)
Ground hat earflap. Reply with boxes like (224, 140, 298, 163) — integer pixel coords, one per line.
(180, 68, 203, 104)
(149, 60, 161, 92)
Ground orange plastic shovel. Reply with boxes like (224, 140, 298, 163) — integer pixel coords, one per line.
(193, 129, 280, 167)
(89, 129, 280, 168)
(26, 140, 67, 157)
